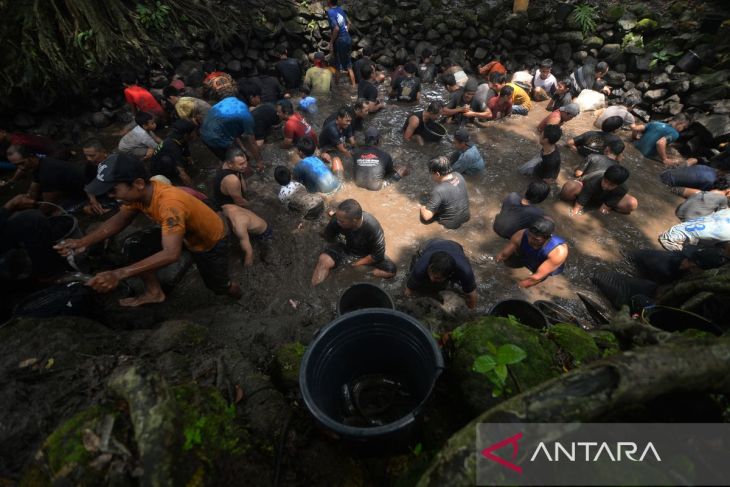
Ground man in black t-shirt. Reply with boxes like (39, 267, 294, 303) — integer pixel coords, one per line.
(567, 116, 623, 157)
(6, 144, 87, 209)
(150, 119, 196, 186)
(352, 128, 402, 191)
(390, 62, 421, 103)
(420, 156, 470, 229)
(561, 164, 638, 216)
(275, 46, 302, 92)
(574, 138, 624, 178)
(241, 73, 284, 104)
(405, 239, 477, 308)
(319, 106, 354, 178)
(357, 64, 383, 113)
(518, 125, 562, 183)
(493, 181, 550, 239)
(311, 199, 397, 285)
(239, 81, 281, 145)
(442, 78, 491, 125)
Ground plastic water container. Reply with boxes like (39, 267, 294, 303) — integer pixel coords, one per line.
(337, 283, 394, 316)
(488, 299, 550, 329)
(299, 309, 444, 442)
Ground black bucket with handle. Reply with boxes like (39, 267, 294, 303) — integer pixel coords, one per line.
(488, 299, 550, 329)
(337, 282, 394, 316)
(299, 309, 444, 443)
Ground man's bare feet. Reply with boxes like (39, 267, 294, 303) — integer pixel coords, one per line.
(118, 290, 166, 307)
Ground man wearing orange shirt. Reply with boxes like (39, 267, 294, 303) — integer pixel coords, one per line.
(55, 153, 241, 307)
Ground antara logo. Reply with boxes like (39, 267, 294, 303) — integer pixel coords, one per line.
(481, 433, 662, 474)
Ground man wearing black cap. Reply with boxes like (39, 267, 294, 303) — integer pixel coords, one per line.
(150, 119, 197, 186)
(450, 129, 485, 176)
(352, 128, 402, 191)
(495, 217, 568, 288)
(55, 154, 241, 307)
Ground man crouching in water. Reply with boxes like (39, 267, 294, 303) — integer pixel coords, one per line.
(55, 153, 241, 306)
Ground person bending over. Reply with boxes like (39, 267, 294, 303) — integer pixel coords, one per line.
(311, 199, 397, 286)
(56, 154, 241, 306)
(495, 218, 568, 288)
(405, 239, 477, 309)
(420, 156, 470, 230)
(403, 101, 444, 145)
(561, 164, 638, 216)
(493, 181, 550, 239)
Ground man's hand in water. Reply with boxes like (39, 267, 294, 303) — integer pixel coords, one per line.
(86, 270, 121, 293)
(599, 204, 611, 215)
(4, 194, 36, 211)
(54, 239, 87, 257)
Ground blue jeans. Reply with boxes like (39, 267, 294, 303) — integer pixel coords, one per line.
(512, 104, 530, 116)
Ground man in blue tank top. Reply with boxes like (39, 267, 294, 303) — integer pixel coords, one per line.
(495, 218, 568, 288)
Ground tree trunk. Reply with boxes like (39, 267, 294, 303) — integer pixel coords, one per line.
(417, 334, 730, 487)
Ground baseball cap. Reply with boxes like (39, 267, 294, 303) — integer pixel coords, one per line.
(314, 52, 325, 60)
(85, 153, 149, 195)
(454, 128, 470, 143)
(682, 245, 728, 270)
(528, 218, 555, 237)
(364, 127, 380, 144)
(560, 103, 580, 116)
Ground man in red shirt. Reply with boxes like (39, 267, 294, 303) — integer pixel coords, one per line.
(276, 99, 318, 149)
(121, 72, 166, 121)
(537, 103, 579, 133)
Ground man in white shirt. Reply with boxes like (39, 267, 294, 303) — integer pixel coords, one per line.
(118, 112, 161, 160)
(532, 59, 558, 101)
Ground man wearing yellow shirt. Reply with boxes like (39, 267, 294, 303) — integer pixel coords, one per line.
(490, 73, 532, 115)
(55, 153, 241, 307)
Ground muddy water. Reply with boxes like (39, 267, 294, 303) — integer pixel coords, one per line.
(187, 80, 679, 321)
(82, 80, 683, 325)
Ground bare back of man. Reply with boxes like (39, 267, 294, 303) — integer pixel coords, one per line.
(221, 205, 268, 266)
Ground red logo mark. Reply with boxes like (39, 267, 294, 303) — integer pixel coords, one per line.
(481, 432, 523, 474)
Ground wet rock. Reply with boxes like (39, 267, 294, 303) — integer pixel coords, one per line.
(618, 13, 637, 31)
(585, 36, 604, 49)
(554, 3, 574, 23)
(651, 72, 671, 87)
(633, 54, 654, 72)
(604, 71, 627, 86)
(554, 43, 572, 63)
(13, 112, 35, 129)
(643, 88, 668, 102)
(686, 86, 729, 108)
(101, 97, 118, 110)
(450, 317, 560, 413)
(691, 114, 730, 142)
(226, 60, 242, 76)
(598, 43, 621, 58)
(395, 47, 409, 64)
(572, 50, 589, 63)
(635, 18, 659, 32)
(553, 31, 584, 45)
(690, 70, 730, 91)
(623, 81, 636, 91)
(426, 29, 440, 41)
(633, 107, 651, 122)
(667, 79, 690, 94)
(705, 99, 730, 114)
(90, 112, 111, 128)
(605, 5, 625, 23)
(463, 26, 478, 40)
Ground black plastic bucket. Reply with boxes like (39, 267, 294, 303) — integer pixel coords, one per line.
(488, 299, 550, 329)
(423, 121, 447, 142)
(337, 283, 394, 316)
(641, 306, 722, 336)
(675, 51, 702, 74)
(299, 309, 444, 442)
(48, 214, 82, 243)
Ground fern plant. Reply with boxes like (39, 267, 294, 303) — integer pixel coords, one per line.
(572, 3, 598, 35)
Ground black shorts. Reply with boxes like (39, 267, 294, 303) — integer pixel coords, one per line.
(191, 237, 231, 294)
(323, 243, 397, 274)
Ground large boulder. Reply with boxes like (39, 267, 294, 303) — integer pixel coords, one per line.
(643, 88, 669, 102)
(554, 43, 573, 64)
(690, 70, 730, 91)
(449, 317, 560, 413)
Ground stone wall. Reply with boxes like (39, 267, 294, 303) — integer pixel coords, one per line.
(7, 0, 730, 143)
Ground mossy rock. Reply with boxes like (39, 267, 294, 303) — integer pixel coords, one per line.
(22, 385, 250, 486)
(146, 320, 210, 354)
(449, 317, 560, 413)
(20, 406, 120, 487)
(272, 341, 306, 390)
(605, 5, 625, 23)
(546, 323, 601, 367)
(591, 330, 621, 357)
(635, 18, 659, 32)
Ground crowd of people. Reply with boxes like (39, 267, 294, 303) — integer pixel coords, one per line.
(1, 0, 728, 315)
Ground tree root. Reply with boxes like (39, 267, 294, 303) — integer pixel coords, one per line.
(416, 334, 730, 487)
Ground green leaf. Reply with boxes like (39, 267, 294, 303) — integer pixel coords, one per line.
(494, 364, 508, 383)
(412, 442, 423, 455)
(497, 344, 527, 365)
(485, 341, 498, 355)
(473, 354, 497, 374)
